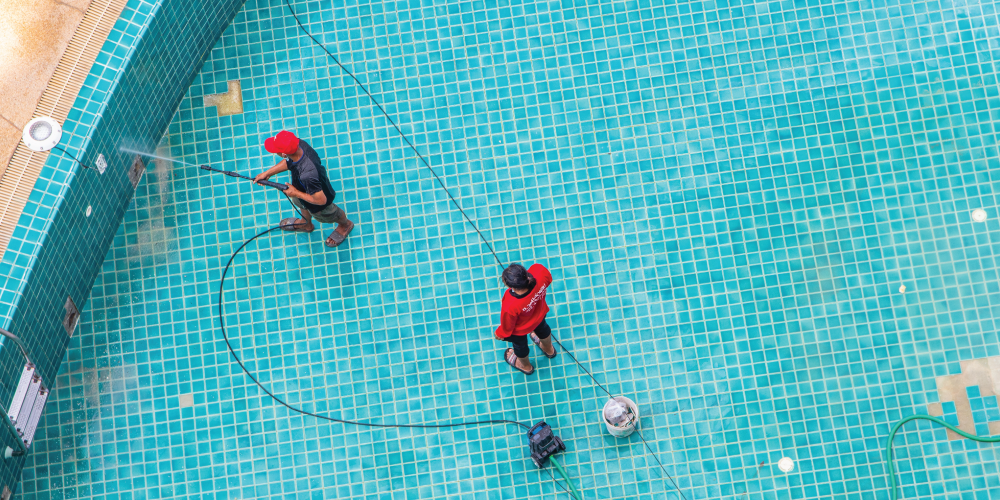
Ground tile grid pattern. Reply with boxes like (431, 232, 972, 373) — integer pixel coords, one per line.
(18, 0, 1000, 499)
(0, 0, 160, 492)
(0, 0, 247, 495)
(0, 0, 155, 328)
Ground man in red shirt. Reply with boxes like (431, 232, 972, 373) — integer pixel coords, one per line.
(495, 263, 557, 375)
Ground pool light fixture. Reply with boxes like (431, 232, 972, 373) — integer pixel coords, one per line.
(21, 117, 62, 152)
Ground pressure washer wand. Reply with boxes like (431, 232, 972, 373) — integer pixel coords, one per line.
(200, 165, 288, 191)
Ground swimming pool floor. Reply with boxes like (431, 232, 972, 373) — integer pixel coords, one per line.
(18, 0, 1000, 498)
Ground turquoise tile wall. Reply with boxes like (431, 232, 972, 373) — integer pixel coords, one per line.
(0, 0, 163, 492)
(19, 0, 1000, 499)
(0, 0, 157, 331)
(0, 0, 245, 495)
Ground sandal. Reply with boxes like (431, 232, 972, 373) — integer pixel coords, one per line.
(325, 222, 355, 248)
(280, 218, 313, 233)
(504, 348, 534, 375)
(530, 332, 557, 359)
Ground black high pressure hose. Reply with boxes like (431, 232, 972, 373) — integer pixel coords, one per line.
(217, 216, 528, 433)
(213, 2, 691, 498)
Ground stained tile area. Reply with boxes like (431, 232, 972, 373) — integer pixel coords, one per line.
(203, 80, 245, 117)
(18, 0, 1000, 498)
(929, 357, 1000, 439)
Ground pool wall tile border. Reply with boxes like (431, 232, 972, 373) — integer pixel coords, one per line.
(0, 0, 246, 493)
(0, 0, 130, 263)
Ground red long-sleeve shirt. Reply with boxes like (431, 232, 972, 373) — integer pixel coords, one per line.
(494, 264, 553, 338)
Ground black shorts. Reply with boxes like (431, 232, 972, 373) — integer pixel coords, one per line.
(504, 318, 551, 358)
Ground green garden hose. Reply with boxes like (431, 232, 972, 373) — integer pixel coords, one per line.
(887, 414, 1000, 499)
(551, 457, 583, 500)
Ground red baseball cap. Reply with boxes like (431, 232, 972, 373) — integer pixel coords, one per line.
(264, 131, 300, 155)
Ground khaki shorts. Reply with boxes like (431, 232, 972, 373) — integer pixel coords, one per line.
(290, 197, 348, 224)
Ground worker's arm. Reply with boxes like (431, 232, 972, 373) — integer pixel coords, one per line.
(494, 311, 518, 339)
(283, 185, 327, 206)
(253, 160, 289, 184)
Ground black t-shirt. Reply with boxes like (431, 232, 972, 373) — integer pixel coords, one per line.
(287, 141, 336, 212)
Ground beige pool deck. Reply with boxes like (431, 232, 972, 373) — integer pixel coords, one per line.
(0, 0, 126, 257)
(0, 0, 91, 178)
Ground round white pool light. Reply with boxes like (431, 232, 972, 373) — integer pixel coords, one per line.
(778, 457, 795, 473)
(21, 117, 63, 152)
(973, 209, 988, 222)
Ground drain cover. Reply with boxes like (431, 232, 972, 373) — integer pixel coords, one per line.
(95, 154, 107, 174)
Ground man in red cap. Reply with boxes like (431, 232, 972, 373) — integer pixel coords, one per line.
(254, 131, 354, 247)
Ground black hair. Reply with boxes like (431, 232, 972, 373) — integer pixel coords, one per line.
(502, 263, 535, 290)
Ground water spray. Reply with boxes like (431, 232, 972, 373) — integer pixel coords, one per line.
(118, 147, 196, 166)
(120, 148, 287, 191)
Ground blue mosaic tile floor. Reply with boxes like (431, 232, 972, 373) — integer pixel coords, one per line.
(18, 0, 1000, 498)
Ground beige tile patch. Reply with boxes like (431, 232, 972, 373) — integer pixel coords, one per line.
(204, 80, 244, 116)
(178, 393, 194, 408)
(990, 421, 1000, 436)
(932, 355, 1000, 440)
